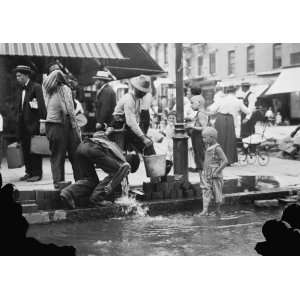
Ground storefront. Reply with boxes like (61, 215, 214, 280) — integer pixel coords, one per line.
(0, 43, 164, 137)
(264, 66, 300, 124)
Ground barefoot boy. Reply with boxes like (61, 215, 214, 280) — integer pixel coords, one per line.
(200, 127, 228, 216)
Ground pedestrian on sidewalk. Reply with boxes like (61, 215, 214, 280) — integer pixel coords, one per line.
(60, 131, 140, 208)
(187, 86, 209, 184)
(208, 85, 250, 165)
(265, 107, 274, 126)
(240, 82, 257, 138)
(15, 65, 47, 182)
(94, 71, 116, 131)
(43, 69, 81, 189)
(200, 127, 228, 217)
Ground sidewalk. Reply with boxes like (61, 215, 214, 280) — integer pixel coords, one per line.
(2, 155, 300, 191)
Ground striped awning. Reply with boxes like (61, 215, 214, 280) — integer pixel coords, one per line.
(0, 43, 125, 60)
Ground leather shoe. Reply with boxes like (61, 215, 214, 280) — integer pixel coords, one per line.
(20, 174, 31, 181)
(26, 176, 42, 182)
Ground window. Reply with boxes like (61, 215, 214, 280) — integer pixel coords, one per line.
(198, 56, 203, 75)
(228, 50, 235, 75)
(155, 44, 159, 62)
(290, 52, 300, 65)
(185, 58, 191, 76)
(209, 53, 216, 74)
(273, 44, 282, 69)
(164, 43, 168, 65)
(247, 46, 255, 73)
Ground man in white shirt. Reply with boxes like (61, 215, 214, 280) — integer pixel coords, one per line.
(113, 75, 155, 155)
(240, 82, 257, 138)
(112, 75, 173, 175)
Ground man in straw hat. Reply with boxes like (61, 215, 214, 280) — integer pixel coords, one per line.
(113, 75, 156, 155)
(112, 75, 173, 174)
(93, 70, 116, 131)
(15, 65, 47, 182)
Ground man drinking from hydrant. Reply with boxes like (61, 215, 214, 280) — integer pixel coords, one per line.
(60, 131, 139, 209)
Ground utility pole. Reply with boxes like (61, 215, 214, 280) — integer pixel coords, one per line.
(173, 43, 189, 180)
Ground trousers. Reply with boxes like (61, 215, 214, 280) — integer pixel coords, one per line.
(46, 119, 81, 184)
(61, 140, 129, 206)
(20, 130, 43, 177)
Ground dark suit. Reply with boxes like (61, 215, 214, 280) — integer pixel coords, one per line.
(95, 84, 116, 128)
(17, 80, 47, 177)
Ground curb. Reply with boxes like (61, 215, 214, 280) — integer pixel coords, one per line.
(24, 186, 300, 225)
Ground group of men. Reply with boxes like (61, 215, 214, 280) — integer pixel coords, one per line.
(13, 64, 165, 208)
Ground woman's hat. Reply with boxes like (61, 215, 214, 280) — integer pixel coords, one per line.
(14, 65, 32, 74)
(93, 71, 113, 81)
(130, 75, 151, 93)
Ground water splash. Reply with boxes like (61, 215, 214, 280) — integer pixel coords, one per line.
(93, 240, 113, 246)
(115, 194, 149, 217)
(121, 176, 130, 198)
(116, 177, 148, 216)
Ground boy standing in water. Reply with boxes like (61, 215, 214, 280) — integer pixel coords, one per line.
(200, 127, 228, 217)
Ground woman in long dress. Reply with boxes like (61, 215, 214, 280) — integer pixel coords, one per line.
(208, 86, 250, 165)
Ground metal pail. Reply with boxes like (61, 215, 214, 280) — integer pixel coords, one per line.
(143, 154, 166, 178)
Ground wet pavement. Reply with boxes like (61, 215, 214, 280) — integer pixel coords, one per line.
(27, 206, 283, 255)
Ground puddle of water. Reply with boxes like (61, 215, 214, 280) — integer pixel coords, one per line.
(28, 207, 283, 256)
(223, 176, 280, 194)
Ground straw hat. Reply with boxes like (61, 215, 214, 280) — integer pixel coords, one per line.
(130, 75, 151, 93)
(93, 71, 113, 81)
(14, 65, 32, 74)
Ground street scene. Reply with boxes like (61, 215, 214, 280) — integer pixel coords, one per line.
(1, 43, 300, 255)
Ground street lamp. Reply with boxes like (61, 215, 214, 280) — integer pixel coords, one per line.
(173, 43, 189, 180)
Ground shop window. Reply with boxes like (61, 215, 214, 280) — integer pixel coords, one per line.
(228, 50, 235, 75)
(273, 43, 282, 69)
(290, 52, 300, 65)
(247, 45, 255, 73)
(198, 56, 203, 76)
(209, 53, 216, 74)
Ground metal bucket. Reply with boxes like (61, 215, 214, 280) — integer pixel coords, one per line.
(143, 154, 166, 178)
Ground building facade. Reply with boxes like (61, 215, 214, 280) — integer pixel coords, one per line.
(144, 43, 300, 122)
(145, 43, 300, 82)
